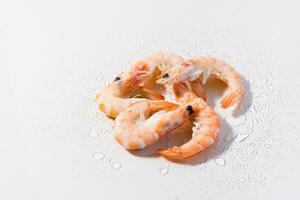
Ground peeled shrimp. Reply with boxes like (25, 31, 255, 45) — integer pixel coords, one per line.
(157, 84, 220, 160)
(114, 100, 196, 149)
(157, 56, 244, 108)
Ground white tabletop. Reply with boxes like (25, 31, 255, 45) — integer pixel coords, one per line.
(1, 0, 300, 199)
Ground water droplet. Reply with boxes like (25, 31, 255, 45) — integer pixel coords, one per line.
(214, 158, 226, 166)
(225, 115, 246, 127)
(236, 134, 249, 142)
(111, 162, 122, 170)
(261, 78, 266, 83)
(265, 144, 271, 148)
(248, 175, 256, 182)
(235, 124, 253, 135)
(175, 193, 180, 200)
(93, 152, 105, 161)
(192, 43, 199, 48)
(62, 114, 67, 118)
(224, 133, 237, 142)
(89, 129, 99, 138)
(288, 112, 295, 117)
(239, 177, 246, 183)
(250, 142, 255, 147)
(260, 175, 266, 180)
(160, 168, 169, 175)
(250, 106, 257, 114)
(72, 160, 79, 165)
(193, 122, 201, 131)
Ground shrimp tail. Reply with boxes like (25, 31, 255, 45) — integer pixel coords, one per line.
(149, 100, 178, 113)
(187, 79, 206, 101)
(157, 147, 185, 160)
(220, 90, 243, 108)
(139, 87, 164, 100)
(157, 133, 218, 160)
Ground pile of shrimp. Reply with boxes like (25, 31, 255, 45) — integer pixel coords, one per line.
(96, 52, 243, 161)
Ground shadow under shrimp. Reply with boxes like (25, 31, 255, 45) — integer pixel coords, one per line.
(203, 78, 227, 109)
(203, 75, 252, 117)
(171, 118, 234, 166)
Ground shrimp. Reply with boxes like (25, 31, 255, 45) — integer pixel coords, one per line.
(114, 100, 196, 149)
(131, 52, 184, 77)
(157, 84, 221, 160)
(96, 52, 205, 118)
(96, 71, 164, 118)
(131, 52, 207, 100)
(156, 56, 244, 108)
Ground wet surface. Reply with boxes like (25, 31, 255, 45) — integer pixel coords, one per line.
(1, 0, 300, 200)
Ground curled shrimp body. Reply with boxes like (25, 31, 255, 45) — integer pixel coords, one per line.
(114, 100, 195, 149)
(96, 52, 184, 118)
(157, 56, 244, 108)
(96, 70, 159, 118)
(157, 84, 220, 160)
(96, 86, 145, 119)
(131, 52, 207, 101)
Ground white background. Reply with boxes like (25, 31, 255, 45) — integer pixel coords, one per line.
(1, 0, 300, 199)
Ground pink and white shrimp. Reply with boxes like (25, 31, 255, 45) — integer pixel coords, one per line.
(157, 56, 244, 108)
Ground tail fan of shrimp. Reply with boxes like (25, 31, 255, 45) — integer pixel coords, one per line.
(220, 89, 243, 108)
(138, 87, 165, 100)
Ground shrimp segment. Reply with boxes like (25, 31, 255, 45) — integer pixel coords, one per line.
(157, 56, 244, 108)
(114, 100, 195, 149)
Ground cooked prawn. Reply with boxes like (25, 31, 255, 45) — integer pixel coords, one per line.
(114, 100, 196, 149)
(157, 83, 220, 160)
(96, 71, 163, 118)
(157, 56, 244, 108)
(131, 52, 207, 100)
